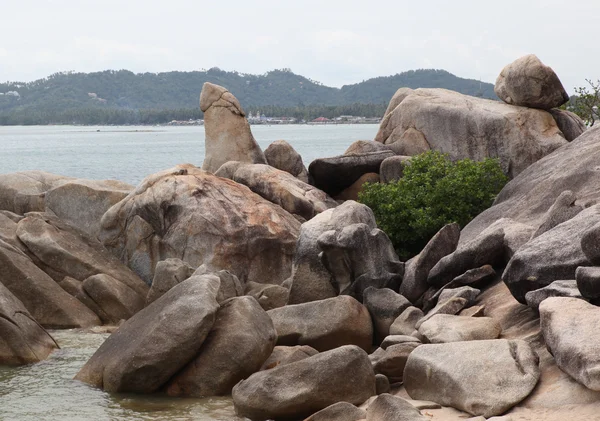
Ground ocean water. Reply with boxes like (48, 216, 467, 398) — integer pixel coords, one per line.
(0, 124, 380, 185)
(0, 124, 379, 421)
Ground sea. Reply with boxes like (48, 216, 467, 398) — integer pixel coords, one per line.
(0, 124, 379, 421)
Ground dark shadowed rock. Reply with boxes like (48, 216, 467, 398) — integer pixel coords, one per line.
(576, 267, 600, 300)
(334, 172, 379, 201)
(189, 268, 244, 304)
(0, 281, 59, 365)
(318, 223, 404, 302)
(549, 109, 586, 142)
(582, 221, 600, 265)
(389, 306, 424, 336)
(232, 345, 375, 421)
(540, 297, 600, 391)
(418, 314, 502, 343)
(495, 55, 569, 110)
(369, 342, 420, 382)
(309, 150, 395, 197)
(452, 265, 496, 286)
(145, 258, 195, 305)
(363, 287, 412, 342)
(58, 276, 107, 323)
(267, 295, 373, 352)
(245, 281, 289, 311)
(375, 374, 391, 395)
(366, 394, 427, 421)
(381, 335, 421, 349)
(304, 402, 366, 421)
(503, 205, 600, 303)
(400, 223, 460, 303)
(99, 165, 300, 286)
(260, 345, 318, 371)
(200, 82, 267, 173)
(288, 201, 376, 304)
(166, 296, 276, 397)
(75, 276, 220, 393)
(404, 339, 540, 417)
(379, 155, 412, 183)
(531, 190, 583, 239)
(264, 139, 309, 183)
(82, 274, 145, 324)
(525, 280, 585, 310)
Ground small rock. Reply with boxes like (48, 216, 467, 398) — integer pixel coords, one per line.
(379, 155, 412, 183)
(345, 140, 394, 155)
(525, 279, 584, 310)
(381, 335, 421, 350)
(145, 258, 194, 305)
(389, 306, 424, 336)
(369, 342, 420, 382)
(415, 297, 468, 329)
(245, 281, 289, 311)
(576, 266, 600, 300)
(264, 139, 309, 183)
(375, 374, 390, 395)
(335, 173, 379, 201)
(363, 287, 412, 343)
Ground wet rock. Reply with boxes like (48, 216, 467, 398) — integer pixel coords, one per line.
(418, 314, 502, 343)
(548, 109, 586, 142)
(216, 162, 337, 220)
(288, 201, 377, 304)
(309, 150, 395, 197)
(389, 306, 424, 336)
(400, 223, 460, 303)
(200, 82, 266, 172)
(82, 274, 145, 324)
(166, 296, 276, 397)
(267, 295, 373, 352)
(99, 165, 300, 286)
(318, 223, 404, 302)
(495, 54, 569, 109)
(0, 282, 59, 365)
(525, 280, 584, 310)
(404, 339, 540, 417)
(264, 139, 309, 183)
(363, 287, 412, 342)
(75, 276, 220, 393)
(145, 258, 194, 305)
(232, 345, 376, 420)
(245, 281, 289, 311)
(304, 402, 366, 421)
(260, 345, 318, 371)
(366, 394, 427, 421)
(334, 172, 379, 201)
(540, 297, 600, 391)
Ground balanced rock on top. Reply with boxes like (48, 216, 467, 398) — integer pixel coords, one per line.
(200, 82, 267, 173)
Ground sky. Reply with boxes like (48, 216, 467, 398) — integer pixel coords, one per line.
(1, 0, 599, 94)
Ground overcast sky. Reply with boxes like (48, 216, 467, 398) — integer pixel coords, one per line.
(2, 0, 598, 93)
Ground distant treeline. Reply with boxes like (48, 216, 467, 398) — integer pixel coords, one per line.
(0, 103, 386, 125)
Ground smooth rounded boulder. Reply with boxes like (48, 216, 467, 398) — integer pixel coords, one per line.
(404, 339, 540, 417)
(267, 295, 373, 352)
(232, 345, 376, 420)
(366, 394, 427, 421)
(74, 276, 220, 393)
(145, 258, 194, 305)
(264, 139, 309, 183)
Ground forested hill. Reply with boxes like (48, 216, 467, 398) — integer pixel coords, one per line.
(0, 68, 496, 114)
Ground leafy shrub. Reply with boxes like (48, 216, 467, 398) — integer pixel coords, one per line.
(358, 151, 508, 260)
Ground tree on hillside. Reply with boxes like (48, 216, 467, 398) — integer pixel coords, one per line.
(569, 79, 600, 126)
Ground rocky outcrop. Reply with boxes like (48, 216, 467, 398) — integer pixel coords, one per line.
(576, 266, 600, 300)
(288, 200, 376, 304)
(232, 345, 375, 420)
(166, 296, 276, 397)
(0, 281, 59, 365)
(374, 88, 568, 178)
(318, 223, 404, 302)
(494, 54, 569, 110)
(99, 165, 300, 286)
(264, 140, 309, 183)
(308, 150, 395, 197)
(200, 82, 266, 173)
(404, 339, 540, 417)
(540, 297, 600, 391)
(75, 277, 220, 393)
(267, 295, 373, 352)
(215, 162, 337, 220)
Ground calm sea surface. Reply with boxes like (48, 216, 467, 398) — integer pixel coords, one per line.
(0, 124, 379, 185)
(0, 124, 379, 421)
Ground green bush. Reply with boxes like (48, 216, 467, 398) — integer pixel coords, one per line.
(358, 151, 508, 260)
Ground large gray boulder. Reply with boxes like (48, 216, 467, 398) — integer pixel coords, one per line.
(232, 345, 376, 420)
(0, 281, 59, 365)
(494, 54, 569, 110)
(260, 345, 319, 371)
(215, 162, 337, 220)
(288, 200, 376, 304)
(404, 339, 540, 417)
(503, 204, 600, 303)
(264, 139, 309, 183)
(374, 88, 567, 178)
(200, 82, 266, 173)
(74, 276, 220, 393)
(318, 223, 404, 302)
(308, 150, 395, 197)
(99, 165, 300, 286)
(267, 295, 373, 352)
(540, 297, 600, 391)
(166, 296, 276, 397)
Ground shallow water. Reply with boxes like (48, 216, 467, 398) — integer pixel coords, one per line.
(0, 330, 240, 421)
(0, 124, 380, 185)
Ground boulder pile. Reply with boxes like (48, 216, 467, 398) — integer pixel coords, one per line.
(4, 56, 600, 421)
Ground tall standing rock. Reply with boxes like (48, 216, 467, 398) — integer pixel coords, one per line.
(200, 82, 266, 173)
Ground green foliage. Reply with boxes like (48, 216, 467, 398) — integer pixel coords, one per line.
(568, 79, 600, 126)
(358, 151, 508, 260)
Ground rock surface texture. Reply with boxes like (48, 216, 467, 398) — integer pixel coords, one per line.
(200, 82, 266, 172)
(264, 140, 309, 183)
